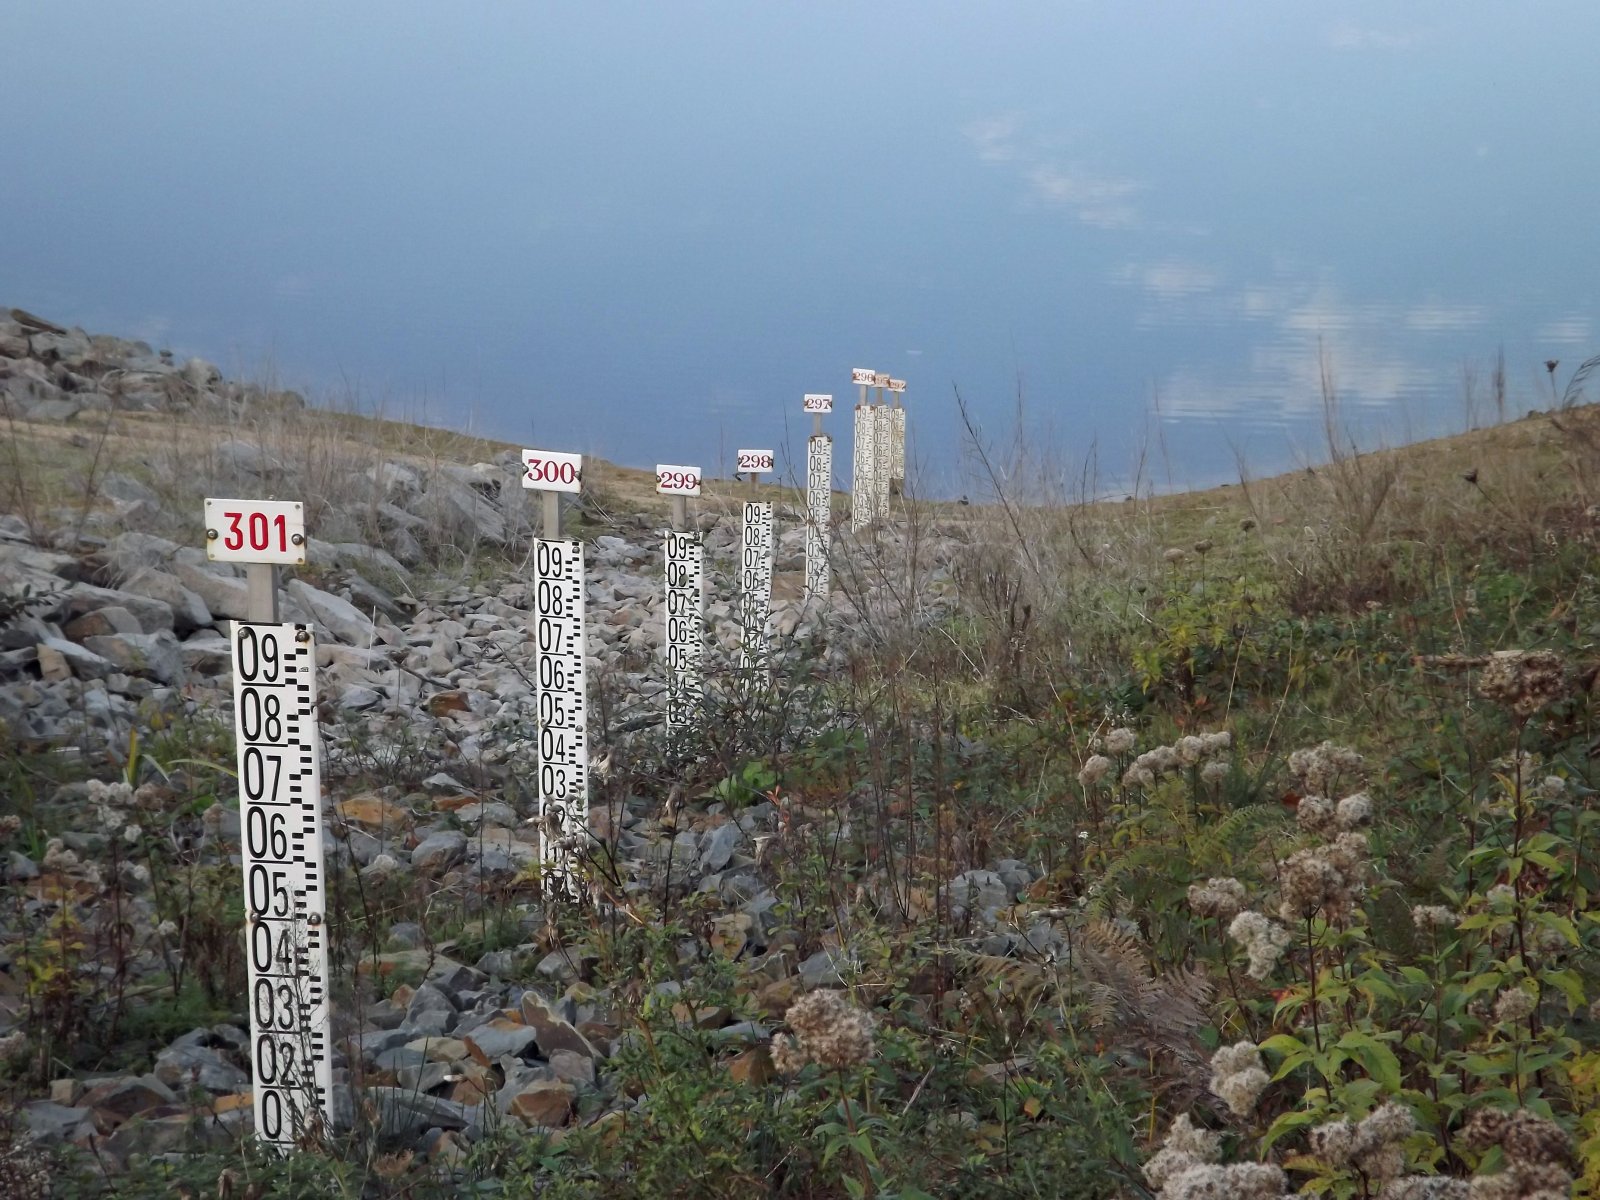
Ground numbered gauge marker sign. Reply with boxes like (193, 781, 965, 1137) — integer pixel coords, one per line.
(663, 528, 705, 735)
(887, 378, 907, 394)
(803, 393, 833, 414)
(737, 501, 775, 670)
(805, 435, 833, 599)
(852, 406, 878, 532)
(522, 448, 583, 492)
(655, 464, 702, 497)
(872, 371, 892, 388)
(851, 368, 876, 387)
(736, 449, 774, 475)
(230, 622, 332, 1149)
(206, 499, 306, 566)
(532, 538, 589, 889)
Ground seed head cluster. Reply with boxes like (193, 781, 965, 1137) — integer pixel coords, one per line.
(1142, 1114, 1287, 1200)
(85, 778, 135, 806)
(772, 989, 875, 1073)
(1410, 904, 1459, 931)
(1293, 789, 1371, 837)
(1187, 877, 1247, 921)
(1117, 731, 1232, 789)
(0, 814, 20, 841)
(1310, 1102, 1414, 1184)
(1209, 1041, 1269, 1116)
(1492, 986, 1536, 1025)
(1077, 754, 1114, 787)
(1288, 741, 1365, 797)
(1476, 651, 1567, 720)
(1102, 726, 1137, 755)
(1227, 910, 1293, 979)
(1461, 1108, 1573, 1200)
(1278, 832, 1369, 924)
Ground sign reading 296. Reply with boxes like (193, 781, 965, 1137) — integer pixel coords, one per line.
(205, 499, 307, 565)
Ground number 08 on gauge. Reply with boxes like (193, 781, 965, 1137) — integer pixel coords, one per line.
(205, 499, 307, 566)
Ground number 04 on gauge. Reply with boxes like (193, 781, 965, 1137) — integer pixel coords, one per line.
(205, 499, 307, 566)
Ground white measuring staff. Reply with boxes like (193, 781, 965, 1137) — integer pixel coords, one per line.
(803, 395, 833, 600)
(875, 372, 894, 520)
(888, 377, 907, 484)
(736, 449, 775, 670)
(206, 497, 332, 1150)
(521, 449, 589, 893)
(849, 368, 876, 531)
(658, 465, 705, 738)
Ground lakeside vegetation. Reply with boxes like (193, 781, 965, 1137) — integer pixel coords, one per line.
(3, 362, 1600, 1198)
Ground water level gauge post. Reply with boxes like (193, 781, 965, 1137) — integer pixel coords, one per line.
(205, 496, 333, 1151)
(521, 449, 590, 897)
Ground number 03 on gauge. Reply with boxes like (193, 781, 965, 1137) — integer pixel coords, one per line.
(205, 499, 307, 565)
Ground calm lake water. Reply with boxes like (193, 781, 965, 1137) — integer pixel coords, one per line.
(2, 3, 1596, 498)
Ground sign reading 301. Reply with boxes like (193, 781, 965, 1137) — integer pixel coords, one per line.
(205, 499, 306, 566)
(655, 465, 702, 496)
(522, 448, 583, 492)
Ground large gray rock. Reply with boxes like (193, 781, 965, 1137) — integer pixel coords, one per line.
(103, 530, 184, 577)
(36, 637, 116, 681)
(27, 398, 84, 422)
(22, 1100, 95, 1143)
(366, 1088, 484, 1139)
(119, 569, 212, 633)
(84, 631, 185, 685)
(942, 870, 1012, 922)
(211, 439, 284, 476)
(173, 561, 252, 621)
(410, 830, 468, 874)
(418, 476, 506, 545)
(179, 632, 233, 677)
(63, 605, 144, 640)
(283, 579, 376, 645)
(365, 462, 421, 498)
(65, 583, 174, 632)
(153, 1041, 250, 1094)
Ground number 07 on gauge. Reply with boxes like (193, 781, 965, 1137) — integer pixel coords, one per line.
(205, 499, 307, 566)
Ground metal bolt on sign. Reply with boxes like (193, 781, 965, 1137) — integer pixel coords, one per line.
(206, 497, 332, 1150)
(520, 449, 590, 895)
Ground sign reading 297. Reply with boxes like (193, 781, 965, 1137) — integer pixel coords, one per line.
(204, 499, 307, 565)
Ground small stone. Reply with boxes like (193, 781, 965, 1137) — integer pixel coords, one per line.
(507, 1079, 575, 1128)
(728, 1046, 775, 1086)
(464, 1018, 540, 1064)
(410, 830, 468, 873)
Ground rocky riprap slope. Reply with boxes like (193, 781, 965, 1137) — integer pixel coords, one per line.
(0, 308, 1047, 1178)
